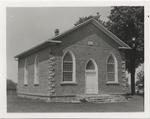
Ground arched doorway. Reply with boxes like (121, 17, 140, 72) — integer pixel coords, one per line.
(85, 59, 98, 94)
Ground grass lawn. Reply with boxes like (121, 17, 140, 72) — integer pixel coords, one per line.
(7, 91, 144, 112)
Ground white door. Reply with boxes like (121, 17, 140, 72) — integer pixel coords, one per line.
(85, 59, 98, 94)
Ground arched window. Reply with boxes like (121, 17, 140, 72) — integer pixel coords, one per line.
(24, 59, 28, 85)
(63, 51, 76, 82)
(107, 54, 118, 83)
(34, 55, 39, 85)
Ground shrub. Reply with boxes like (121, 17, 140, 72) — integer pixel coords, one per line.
(135, 70, 144, 94)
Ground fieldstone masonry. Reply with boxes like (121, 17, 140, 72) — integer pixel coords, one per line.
(48, 53, 56, 97)
(121, 61, 129, 93)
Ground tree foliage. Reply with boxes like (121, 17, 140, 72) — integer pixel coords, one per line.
(106, 6, 144, 70)
(136, 69, 144, 85)
(74, 12, 105, 26)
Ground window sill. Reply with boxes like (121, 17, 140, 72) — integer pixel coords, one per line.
(34, 84, 39, 86)
(60, 81, 77, 85)
(106, 82, 119, 85)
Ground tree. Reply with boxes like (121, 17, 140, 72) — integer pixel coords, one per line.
(136, 69, 144, 86)
(74, 12, 105, 26)
(106, 7, 144, 94)
(136, 68, 144, 94)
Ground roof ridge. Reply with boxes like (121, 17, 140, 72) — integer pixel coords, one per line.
(48, 18, 130, 49)
(48, 18, 94, 41)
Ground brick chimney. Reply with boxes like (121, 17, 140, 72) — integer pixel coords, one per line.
(54, 29, 59, 36)
(95, 12, 100, 20)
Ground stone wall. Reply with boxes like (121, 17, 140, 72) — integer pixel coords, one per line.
(48, 53, 56, 96)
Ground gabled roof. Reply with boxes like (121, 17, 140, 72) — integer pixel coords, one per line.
(15, 18, 131, 58)
(49, 18, 131, 49)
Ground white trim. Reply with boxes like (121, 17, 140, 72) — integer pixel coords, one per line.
(34, 55, 39, 85)
(106, 53, 118, 83)
(85, 58, 98, 94)
(60, 81, 77, 85)
(24, 59, 28, 85)
(61, 50, 76, 83)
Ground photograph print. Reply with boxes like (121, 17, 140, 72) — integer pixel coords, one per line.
(7, 6, 144, 112)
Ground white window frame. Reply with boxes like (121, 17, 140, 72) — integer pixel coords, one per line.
(24, 59, 28, 86)
(34, 55, 39, 85)
(61, 50, 76, 84)
(106, 53, 118, 84)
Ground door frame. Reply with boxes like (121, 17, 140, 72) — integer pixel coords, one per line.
(85, 58, 98, 94)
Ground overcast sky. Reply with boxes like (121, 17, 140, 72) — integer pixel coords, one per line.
(7, 7, 111, 82)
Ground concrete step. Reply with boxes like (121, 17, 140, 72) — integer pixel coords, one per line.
(77, 94, 127, 103)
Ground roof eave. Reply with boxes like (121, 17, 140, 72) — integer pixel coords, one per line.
(15, 40, 62, 58)
(118, 46, 132, 50)
(91, 19, 131, 48)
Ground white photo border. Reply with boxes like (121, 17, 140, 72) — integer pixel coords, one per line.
(0, 0, 150, 118)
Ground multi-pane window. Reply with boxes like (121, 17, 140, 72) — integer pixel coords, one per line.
(63, 52, 73, 81)
(24, 59, 28, 85)
(34, 56, 39, 85)
(107, 55, 117, 82)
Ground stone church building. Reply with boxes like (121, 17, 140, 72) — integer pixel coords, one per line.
(15, 18, 131, 102)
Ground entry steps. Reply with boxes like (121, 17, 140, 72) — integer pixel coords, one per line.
(77, 94, 128, 103)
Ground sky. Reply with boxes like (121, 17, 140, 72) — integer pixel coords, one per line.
(6, 7, 112, 82)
